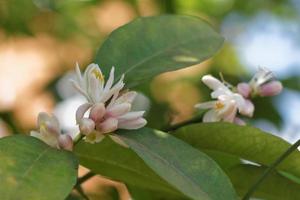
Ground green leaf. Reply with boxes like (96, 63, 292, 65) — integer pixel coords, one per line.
(118, 128, 237, 200)
(95, 15, 224, 87)
(74, 137, 184, 197)
(174, 122, 300, 178)
(227, 164, 300, 200)
(0, 135, 78, 200)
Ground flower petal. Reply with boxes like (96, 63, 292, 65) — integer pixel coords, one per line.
(194, 101, 216, 109)
(106, 103, 131, 117)
(118, 117, 147, 129)
(76, 103, 92, 124)
(203, 109, 220, 122)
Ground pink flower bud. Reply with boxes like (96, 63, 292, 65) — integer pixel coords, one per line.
(237, 83, 251, 98)
(259, 81, 283, 97)
(89, 103, 105, 123)
(106, 103, 131, 117)
(58, 134, 73, 151)
(118, 117, 147, 130)
(79, 118, 95, 135)
(96, 118, 118, 134)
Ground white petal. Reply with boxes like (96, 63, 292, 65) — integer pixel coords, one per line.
(76, 103, 92, 124)
(118, 111, 145, 122)
(203, 109, 220, 122)
(106, 103, 131, 117)
(239, 99, 254, 117)
(75, 62, 83, 84)
(115, 91, 137, 104)
(202, 75, 226, 91)
(70, 80, 91, 101)
(104, 66, 115, 92)
(194, 101, 216, 109)
(118, 118, 147, 129)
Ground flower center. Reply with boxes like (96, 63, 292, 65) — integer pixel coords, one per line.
(92, 69, 104, 81)
(215, 101, 224, 110)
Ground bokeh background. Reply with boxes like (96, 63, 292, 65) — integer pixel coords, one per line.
(1, 0, 300, 199)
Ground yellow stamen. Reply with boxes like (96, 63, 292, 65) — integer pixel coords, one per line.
(215, 101, 224, 110)
(92, 69, 104, 81)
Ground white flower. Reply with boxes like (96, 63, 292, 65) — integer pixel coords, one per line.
(195, 75, 254, 124)
(72, 64, 147, 144)
(30, 112, 73, 150)
(71, 63, 125, 104)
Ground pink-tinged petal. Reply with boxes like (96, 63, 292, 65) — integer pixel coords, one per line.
(58, 134, 73, 151)
(89, 103, 105, 123)
(237, 83, 251, 98)
(218, 100, 237, 118)
(195, 101, 216, 109)
(106, 103, 131, 117)
(109, 134, 129, 148)
(259, 81, 283, 97)
(203, 109, 220, 122)
(118, 111, 145, 122)
(118, 118, 147, 130)
(239, 100, 254, 117)
(76, 103, 92, 124)
(234, 117, 246, 126)
(96, 118, 118, 134)
(222, 106, 238, 123)
(79, 118, 95, 135)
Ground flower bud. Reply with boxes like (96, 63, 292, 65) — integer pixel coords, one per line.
(89, 103, 105, 123)
(79, 118, 95, 135)
(237, 83, 251, 98)
(58, 134, 73, 151)
(258, 81, 283, 97)
(96, 118, 118, 134)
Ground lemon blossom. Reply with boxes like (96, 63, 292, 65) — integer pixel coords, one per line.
(72, 63, 147, 143)
(195, 75, 254, 124)
(30, 112, 73, 150)
(237, 67, 283, 98)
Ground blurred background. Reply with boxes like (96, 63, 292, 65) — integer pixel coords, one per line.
(1, 0, 300, 199)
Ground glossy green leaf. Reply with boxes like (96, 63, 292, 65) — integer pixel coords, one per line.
(174, 122, 300, 178)
(74, 137, 184, 197)
(95, 15, 224, 87)
(227, 164, 300, 200)
(118, 128, 237, 200)
(0, 135, 78, 200)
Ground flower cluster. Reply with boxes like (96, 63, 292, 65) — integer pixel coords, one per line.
(30, 63, 147, 149)
(195, 67, 282, 125)
(72, 63, 147, 143)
